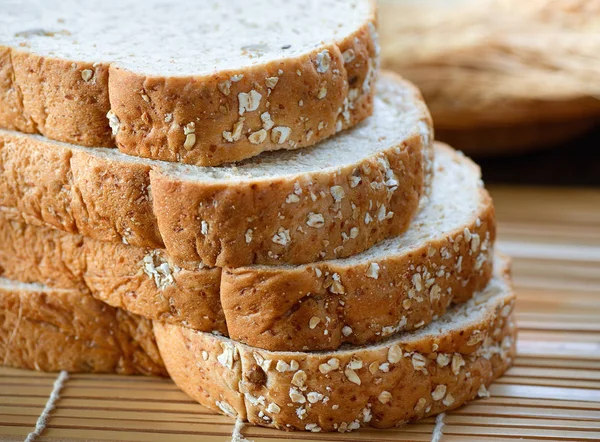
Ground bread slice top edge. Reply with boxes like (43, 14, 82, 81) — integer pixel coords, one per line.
(230, 141, 486, 276)
(1, 0, 376, 77)
(0, 72, 431, 184)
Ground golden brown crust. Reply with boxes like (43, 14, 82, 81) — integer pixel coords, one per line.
(0, 131, 162, 248)
(0, 282, 167, 375)
(0, 48, 113, 146)
(0, 73, 433, 267)
(0, 183, 495, 352)
(0, 144, 493, 352)
(0, 4, 378, 166)
(221, 192, 495, 351)
(153, 133, 429, 268)
(0, 216, 226, 334)
(153, 258, 516, 432)
(110, 25, 376, 166)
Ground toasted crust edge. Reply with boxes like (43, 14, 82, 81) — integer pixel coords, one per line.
(0, 72, 433, 267)
(0, 143, 492, 352)
(154, 255, 516, 431)
(0, 280, 167, 375)
(0, 1, 379, 166)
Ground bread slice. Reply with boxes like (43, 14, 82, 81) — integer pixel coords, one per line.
(0, 73, 433, 268)
(219, 143, 495, 351)
(0, 278, 166, 375)
(0, 143, 493, 352)
(154, 255, 516, 432)
(0, 0, 378, 166)
(0, 215, 227, 334)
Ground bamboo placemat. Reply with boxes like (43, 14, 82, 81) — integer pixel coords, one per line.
(1, 186, 599, 441)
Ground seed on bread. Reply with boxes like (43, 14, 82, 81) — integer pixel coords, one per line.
(478, 384, 490, 398)
(216, 400, 236, 417)
(306, 213, 325, 228)
(265, 77, 279, 88)
(330, 186, 345, 202)
(318, 358, 340, 374)
(267, 403, 281, 414)
(305, 423, 321, 432)
(452, 354, 465, 375)
(344, 366, 361, 385)
(437, 353, 451, 367)
(271, 126, 291, 144)
(468, 330, 485, 346)
(318, 83, 328, 99)
(291, 370, 307, 388)
(315, 50, 331, 73)
(248, 129, 268, 144)
(81, 69, 93, 81)
(260, 112, 275, 130)
(387, 345, 403, 363)
(347, 356, 363, 370)
(342, 49, 356, 63)
(289, 387, 306, 403)
(223, 118, 245, 142)
(366, 262, 380, 279)
(309, 317, 321, 329)
(276, 360, 299, 373)
(307, 392, 324, 403)
(106, 110, 120, 136)
(216, 342, 236, 369)
(442, 394, 455, 407)
(378, 391, 392, 404)
(411, 353, 427, 371)
(238, 90, 262, 115)
(431, 385, 447, 401)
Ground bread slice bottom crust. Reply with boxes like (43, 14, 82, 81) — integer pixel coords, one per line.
(154, 255, 516, 432)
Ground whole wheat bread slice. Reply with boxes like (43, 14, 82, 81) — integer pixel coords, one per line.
(0, 0, 378, 166)
(154, 255, 516, 432)
(0, 215, 226, 333)
(0, 73, 433, 268)
(0, 143, 495, 352)
(219, 143, 495, 351)
(0, 278, 166, 375)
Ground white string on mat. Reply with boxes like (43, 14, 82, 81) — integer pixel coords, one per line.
(431, 412, 446, 442)
(230, 417, 253, 442)
(24, 370, 69, 442)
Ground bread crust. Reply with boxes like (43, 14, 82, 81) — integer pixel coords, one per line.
(153, 131, 430, 268)
(0, 144, 496, 352)
(0, 216, 226, 334)
(153, 257, 516, 432)
(0, 73, 433, 267)
(0, 281, 166, 375)
(221, 190, 495, 351)
(0, 2, 379, 166)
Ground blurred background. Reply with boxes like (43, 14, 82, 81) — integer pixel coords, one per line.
(379, 0, 600, 186)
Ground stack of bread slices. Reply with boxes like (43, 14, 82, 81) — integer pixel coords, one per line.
(0, 0, 516, 433)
